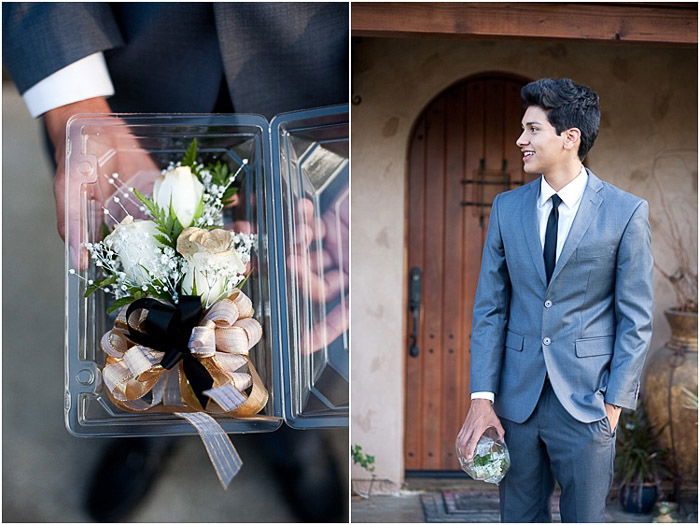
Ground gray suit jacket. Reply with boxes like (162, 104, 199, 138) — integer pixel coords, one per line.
(469, 169, 653, 424)
(2, 2, 348, 118)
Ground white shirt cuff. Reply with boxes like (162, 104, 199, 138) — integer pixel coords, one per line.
(471, 391, 495, 403)
(22, 52, 114, 118)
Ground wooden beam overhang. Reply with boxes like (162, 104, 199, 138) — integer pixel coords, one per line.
(352, 2, 698, 46)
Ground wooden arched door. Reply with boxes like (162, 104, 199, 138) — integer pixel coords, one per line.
(404, 74, 537, 472)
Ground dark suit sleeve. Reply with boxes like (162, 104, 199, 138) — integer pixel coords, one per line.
(606, 200, 654, 409)
(2, 3, 123, 94)
(469, 193, 511, 394)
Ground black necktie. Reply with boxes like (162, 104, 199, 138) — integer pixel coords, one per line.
(544, 194, 562, 285)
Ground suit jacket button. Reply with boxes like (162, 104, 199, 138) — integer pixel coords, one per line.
(543, 337, 551, 345)
(544, 300, 552, 308)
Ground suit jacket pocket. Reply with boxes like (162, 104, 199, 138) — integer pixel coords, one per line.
(505, 330, 524, 352)
(575, 335, 614, 357)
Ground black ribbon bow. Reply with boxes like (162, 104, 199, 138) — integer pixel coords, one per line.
(125, 296, 213, 408)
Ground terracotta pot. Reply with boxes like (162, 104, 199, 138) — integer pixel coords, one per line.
(643, 309, 698, 482)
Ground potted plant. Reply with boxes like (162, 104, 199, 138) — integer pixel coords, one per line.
(615, 406, 672, 514)
(351, 444, 377, 498)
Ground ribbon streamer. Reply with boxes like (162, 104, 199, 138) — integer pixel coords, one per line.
(175, 411, 243, 489)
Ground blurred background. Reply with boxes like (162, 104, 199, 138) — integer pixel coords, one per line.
(2, 75, 348, 522)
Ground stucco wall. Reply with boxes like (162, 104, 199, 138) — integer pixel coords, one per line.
(350, 37, 698, 492)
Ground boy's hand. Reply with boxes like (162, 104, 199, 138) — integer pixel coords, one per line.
(456, 399, 505, 460)
(604, 403, 621, 432)
(45, 97, 159, 268)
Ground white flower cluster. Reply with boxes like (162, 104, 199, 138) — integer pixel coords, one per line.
(458, 436, 510, 485)
(208, 232, 258, 304)
(83, 233, 186, 304)
(194, 256, 246, 308)
(232, 231, 257, 266)
(193, 159, 248, 229)
(177, 229, 257, 308)
(468, 450, 509, 484)
(70, 145, 256, 310)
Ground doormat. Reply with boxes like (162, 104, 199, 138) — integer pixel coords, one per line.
(421, 490, 562, 523)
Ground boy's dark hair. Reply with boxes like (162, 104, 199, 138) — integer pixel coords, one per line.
(521, 78, 600, 161)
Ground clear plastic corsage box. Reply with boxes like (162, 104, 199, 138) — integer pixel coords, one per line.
(64, 106, 348, 439)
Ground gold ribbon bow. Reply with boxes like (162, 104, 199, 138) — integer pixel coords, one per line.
(101, 290, 268, 417)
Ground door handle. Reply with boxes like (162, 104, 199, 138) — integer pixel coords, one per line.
(408, 267, 422, 357)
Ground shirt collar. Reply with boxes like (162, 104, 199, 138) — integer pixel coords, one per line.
(538, 166, 588, 209)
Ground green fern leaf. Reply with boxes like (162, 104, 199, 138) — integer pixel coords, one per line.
(181, 138, 198, 168)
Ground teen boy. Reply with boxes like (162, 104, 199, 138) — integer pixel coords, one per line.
(457, 78, 653, 522)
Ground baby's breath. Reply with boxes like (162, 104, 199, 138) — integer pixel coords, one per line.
(69, 139, 255, 311)
(83, 239, 186, 304)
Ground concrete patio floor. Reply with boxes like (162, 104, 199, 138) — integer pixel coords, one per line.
(351, 477, 696, 523)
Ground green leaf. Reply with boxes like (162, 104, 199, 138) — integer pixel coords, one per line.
(210, 161, 231, 186)
(473, 453, 492, 467)
(193, 195, 204, 222)
(169, 201, 185, 240)
(181, 138, 198, 168)
(84, 274, 118, 298)
(236, 273, 251, 290)
(351, 444, 376, 474)
(154, 234, 171, 247)
(222, 187, 238, 206)
(133, 188, 162, 221)
(107, 296, 135, 314)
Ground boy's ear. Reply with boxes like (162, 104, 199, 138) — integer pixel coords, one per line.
(562, 127, 581, 153)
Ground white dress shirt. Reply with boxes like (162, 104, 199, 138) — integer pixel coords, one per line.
(22, 52, 114, 118)
(536, 166, 588, 261)
(471, 166, 588, 403)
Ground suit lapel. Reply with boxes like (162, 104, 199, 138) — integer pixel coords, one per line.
(521, 181, 548, 288)
(548, 170, 604, 285)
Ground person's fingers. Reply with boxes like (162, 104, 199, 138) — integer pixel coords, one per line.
(289, 259, 344, 302)
(302, 299, 349, 354)
(464, 427, 478, 459)
(321, 189, 349, 265)
(305, 248, 334, 273)
(496, 422, 506, 442)
(338, 190, 349, 227)
(293, 223, 315, 248)
(297, 198, 315, 223)
(55, 153, 89, 270)
(54, 168, 66, 242)
(456, 424, 469, 450)
(456, 417, 473, 449)
(296, 198, 325, 243)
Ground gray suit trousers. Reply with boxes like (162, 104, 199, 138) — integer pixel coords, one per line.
(499, 378, 617, 522)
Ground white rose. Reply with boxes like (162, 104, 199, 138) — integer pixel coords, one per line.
(104, 217, 164, 285)
(177, 228, 246, 305)
(153, 165, 204, 228)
